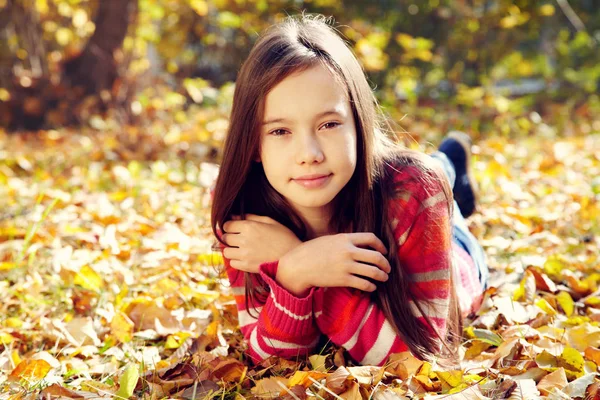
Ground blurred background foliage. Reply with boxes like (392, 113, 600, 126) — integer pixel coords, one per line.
(0, 0, 599, 148)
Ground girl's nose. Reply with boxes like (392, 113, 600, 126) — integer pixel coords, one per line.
(295, 132, 324, 164)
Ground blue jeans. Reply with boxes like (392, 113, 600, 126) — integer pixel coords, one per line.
(431, 152, 489, 289)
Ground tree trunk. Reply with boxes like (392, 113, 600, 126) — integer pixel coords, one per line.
(63, 0, 137, 95)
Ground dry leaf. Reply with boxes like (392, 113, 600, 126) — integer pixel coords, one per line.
(111, 311, 134, 343)
(39, 384, 85, 398)
(9, 359, 52, 381)
(536, 367, 568, 395)
(251, 376, 289, 397)
(287, 370, 328, 389)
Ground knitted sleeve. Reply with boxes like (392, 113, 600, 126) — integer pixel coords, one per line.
(223, 255, 321, 363)
(314, 165, 453, 366)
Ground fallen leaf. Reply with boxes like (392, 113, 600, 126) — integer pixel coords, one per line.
(309, 354, 328, 372)
(116, 363, 139, 399)
(385, 352, 423, 380)
(39, 384, 85, 398)
(556, 291, 575, 316)
(585, 347, 600, 365)
(251, 376, 289, 397)
(111, 311, 134, 343)
(73, 265, 103, 292)
(536, 367, 568, 395)
(287, 370, 328, 389)
(9, 359, 52, 381)
(563, 373, 598, 398)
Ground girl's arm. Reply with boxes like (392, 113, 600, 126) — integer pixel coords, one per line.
(314, 171, 453, 366)
(223, 254, 321, 364)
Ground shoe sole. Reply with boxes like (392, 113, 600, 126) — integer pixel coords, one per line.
(446, 131, 479, 216)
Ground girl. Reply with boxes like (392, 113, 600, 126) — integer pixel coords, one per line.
(211, 15, 488, 367)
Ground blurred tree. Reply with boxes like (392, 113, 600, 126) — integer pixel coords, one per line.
(0, 0, 598, 130)
(63, 0, 137, 95)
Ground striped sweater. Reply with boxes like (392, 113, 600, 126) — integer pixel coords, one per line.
(222, 164, 483, 366)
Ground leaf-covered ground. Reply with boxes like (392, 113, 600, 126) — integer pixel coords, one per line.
(1, 126, 600, 399)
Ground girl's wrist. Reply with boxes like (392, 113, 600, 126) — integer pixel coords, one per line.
(276, 253, 312, 297)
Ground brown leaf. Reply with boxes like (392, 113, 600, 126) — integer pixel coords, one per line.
(251, 376, 289, 397)
(527, 266, 558, 293)
(385, 352, 423, 380)
(338, 381, 361, 400)
(586, 381, 600, 400)
(281, 385, 308, 399)
(586, 347, 600, 365)
(536, 367, 568, 395)
(39, 384, 85, 399)
(126, 300, 179, 333)
(211, 358, 247, 383)
(179, 380, 220, 399)
(326, 366, 353, 394)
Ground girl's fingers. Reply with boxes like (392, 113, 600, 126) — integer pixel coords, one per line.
(345, 275, 377, 292)
(244, 214, 274, 224)
(350, 262, 389, 282)
(223, 246, 241, 260)
(348, 232, 388, 255)
(229, 259, 250, 271)
(352, 248, 391, 273)
(223, 219, 248, 233)
(222, 233, 240, 247)
(222, 220, 238, 233)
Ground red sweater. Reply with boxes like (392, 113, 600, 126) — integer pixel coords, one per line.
(222, 165, 483, 366)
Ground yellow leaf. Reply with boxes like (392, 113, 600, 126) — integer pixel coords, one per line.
(9, 359, 52, 381)
(111, 311, 134, 343)
(540, 4, 555, 16)
(465, 340, 492, 359)
(0, 332, 14, 345)
(558, 347, 585, 378)
(435, 370, 463, 388)
(536, 350, 558, 370)
(535, 298, 557, 315)
(543, 255, 566, 278)
(116, 364, 139, 399)
(165, 332, 191, 349)
(5, 317, 23, 328)
(115, 283, 128, 308)
(74, 265, 103, 292)
(557, 291, 575, 316)
(0, 262, 18, 271)
(584, 296, 600, 308)
(309, 354, 328, 372)
(11, 350, 21, 366)
(287, 371, 328, 388)
(190, 0, 208, 16)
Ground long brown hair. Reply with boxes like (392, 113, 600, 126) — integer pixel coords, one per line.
(211, 14, 462, 364)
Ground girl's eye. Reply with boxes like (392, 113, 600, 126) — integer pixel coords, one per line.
(321, 121, 340, 130)
(270, 129, 289, 136)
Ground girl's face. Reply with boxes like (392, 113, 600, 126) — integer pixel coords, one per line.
(259, 64, 358, 221)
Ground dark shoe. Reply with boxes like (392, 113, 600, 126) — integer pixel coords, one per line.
(438, 131, 478, 218)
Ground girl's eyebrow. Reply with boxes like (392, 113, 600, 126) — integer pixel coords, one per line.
(262, 109, 344, 126)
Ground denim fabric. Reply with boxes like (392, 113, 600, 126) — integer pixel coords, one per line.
(431, 151, 489, 289)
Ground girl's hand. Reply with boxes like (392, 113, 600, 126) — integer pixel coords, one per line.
(276, 233, 391, 296)
(221, 214, 302, 273)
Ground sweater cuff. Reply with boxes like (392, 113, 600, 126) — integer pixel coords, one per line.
(259, 261, 316, 335)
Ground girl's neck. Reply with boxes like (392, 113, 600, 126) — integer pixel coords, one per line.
(296, 207, 334, 240)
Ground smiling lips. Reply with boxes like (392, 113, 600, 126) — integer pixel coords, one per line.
(293, 173, 333, 188)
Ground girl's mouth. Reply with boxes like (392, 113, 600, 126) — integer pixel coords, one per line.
(293, 174, 333, 189)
